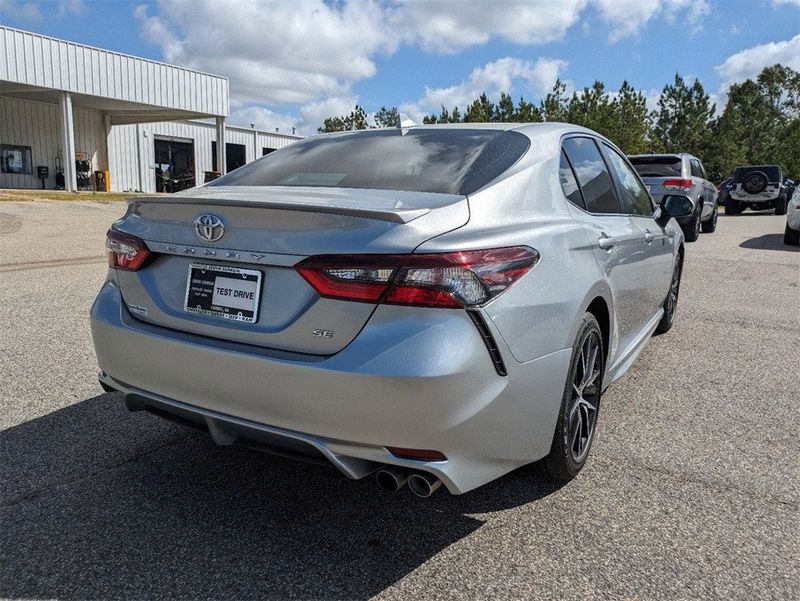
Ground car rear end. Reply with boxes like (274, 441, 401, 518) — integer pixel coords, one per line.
(730, 165, 783, 210)
(90, 127, 551, 494)
(629, 154, 699, 224)
(629, 154, 695, 200)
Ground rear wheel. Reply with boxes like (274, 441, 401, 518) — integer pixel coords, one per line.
(655, 253, 682, 334)
(701, 205, 718, 233)
(538, 313, 603, 481)
(725, 197, 740, 215)
(683, 206, 701, 242)
(775, 194, 787, 216)
(785, 224, 800, 246)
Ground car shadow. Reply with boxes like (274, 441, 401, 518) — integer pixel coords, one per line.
(739, 233, 800, 252)
(0, 393, 564, 600)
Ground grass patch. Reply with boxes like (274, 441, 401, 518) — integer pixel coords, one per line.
(0, 189, 134, 203)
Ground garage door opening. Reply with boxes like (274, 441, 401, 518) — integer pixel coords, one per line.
(154, 137, 195, 193)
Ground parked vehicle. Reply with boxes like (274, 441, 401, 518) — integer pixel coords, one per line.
(785, 187, 800, 246)
(91, 124, 687, 496)
(716, 176, 735, 206)
(628, 153, 718, 242)
(726, 165, 788, 215)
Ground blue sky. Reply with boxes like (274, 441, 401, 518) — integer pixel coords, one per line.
(1, 0, 798, 133)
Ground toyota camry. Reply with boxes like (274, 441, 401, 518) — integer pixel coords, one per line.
(91, 123, 688, 496)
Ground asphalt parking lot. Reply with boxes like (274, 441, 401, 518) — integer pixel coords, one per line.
(1, 200, 798, 600)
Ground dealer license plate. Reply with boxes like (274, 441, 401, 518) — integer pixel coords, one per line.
(184, 263, 262, 323)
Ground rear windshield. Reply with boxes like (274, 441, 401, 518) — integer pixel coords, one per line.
(209, 128, 530, 195)
(629, 156, 682, 177)
(733, 165, 782, 182)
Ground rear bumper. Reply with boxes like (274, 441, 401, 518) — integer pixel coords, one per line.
(91, 281, 570, 494)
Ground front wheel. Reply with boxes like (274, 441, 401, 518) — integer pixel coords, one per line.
(725, 198, 740, 215)
(701, 205, 718, 233)
(537, 313, 603, 481)
(785, 224, 800, 246)
(655, 253, 682, 334)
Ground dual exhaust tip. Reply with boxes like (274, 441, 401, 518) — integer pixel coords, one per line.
(376, 466, 442, 498)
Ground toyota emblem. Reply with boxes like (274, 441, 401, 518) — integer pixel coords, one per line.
(194, 214, 225, 242)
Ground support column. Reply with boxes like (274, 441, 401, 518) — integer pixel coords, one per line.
(215, 116, 226, 175)
(58, 91, 76, 192)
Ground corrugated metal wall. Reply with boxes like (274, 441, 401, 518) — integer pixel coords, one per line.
(0, 26, 229, 116)
(1, 95, 299, 192)
(0, 96, 105, 189)
(109, 121, 299, 193)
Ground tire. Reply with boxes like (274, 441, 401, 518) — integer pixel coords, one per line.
(725, 197, 740, 215)
(537, 313, 603, 481)
(742, 171, 768, 194)
(655, 253, 682, 334)
(683, 205, 701, 242)
(775, 194, 787, 216)
(701, 205, 717, 233)
(785, 224, 800, 246)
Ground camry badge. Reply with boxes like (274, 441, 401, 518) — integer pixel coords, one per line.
(194, 214, 225, 242)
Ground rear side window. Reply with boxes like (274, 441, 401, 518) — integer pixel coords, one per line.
(559, 150, 585, 209)
(562, 137, 620, 214)
(630, 156, 682, 177)
(603, 144, 654, 216)
(209, 128, 530, 196)
(690, 159, 705, 179)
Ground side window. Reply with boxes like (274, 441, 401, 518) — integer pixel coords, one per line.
(603, 144, 654, 216)
(562, 137, 620, 214)
(559, 150, 585, 209)
(690, 159, 705, 179)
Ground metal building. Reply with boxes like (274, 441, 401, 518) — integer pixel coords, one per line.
(0, 26, 301, 192)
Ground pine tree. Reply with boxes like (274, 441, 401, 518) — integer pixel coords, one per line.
(651, 74, 715, 158)
(374, 106, 400, 128)
(464, 92, 494, 122)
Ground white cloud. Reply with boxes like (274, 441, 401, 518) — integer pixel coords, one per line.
(772, 0, 800, 7)
(136, 0, 389, 105)
(592, 0, 710, 42)
(389, 0, 587, 53)
(715, 34, 800, 89)
(0, 0, 42, 22)
(228, 105, 300, 135)
(57, 0, 85, 17)
(399, 56, 569, 122)
(130, 0, 744, 132)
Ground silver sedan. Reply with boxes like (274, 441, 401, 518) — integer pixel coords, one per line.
(91, 123, 687, 496)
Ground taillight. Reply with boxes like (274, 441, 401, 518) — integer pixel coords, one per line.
(106, 228, 151, 271)
(295, 246, 539, 308)
(663, 178, 693, 190)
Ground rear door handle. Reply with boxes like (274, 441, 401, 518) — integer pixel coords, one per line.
(598, 235, 615, 250)
(644, 231, 655, 243)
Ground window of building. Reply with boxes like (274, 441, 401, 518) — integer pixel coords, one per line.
(262, 148, 275, 156)
(212, 142, 247, 173)
(562, 137, 620, 214)
(1, 144, 32, 174)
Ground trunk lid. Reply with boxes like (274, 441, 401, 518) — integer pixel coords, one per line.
(112, 186, 469, 354)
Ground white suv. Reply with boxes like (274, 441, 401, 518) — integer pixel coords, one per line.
(785, 187, 800, 246)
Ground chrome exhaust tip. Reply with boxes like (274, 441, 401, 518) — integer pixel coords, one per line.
(376, 466, 409, 492)
(408, 472, 442, 498)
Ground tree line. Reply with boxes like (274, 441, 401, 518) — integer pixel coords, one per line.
(318, 64, 800, 178)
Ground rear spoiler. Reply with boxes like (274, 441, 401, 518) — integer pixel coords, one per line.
(129, 185, 467, 224)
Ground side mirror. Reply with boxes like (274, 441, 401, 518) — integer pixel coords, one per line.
(656, 195, 693, 225)
(710, 172, 722, 182)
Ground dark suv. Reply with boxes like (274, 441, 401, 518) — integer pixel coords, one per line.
(726, 165, 788, 215)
